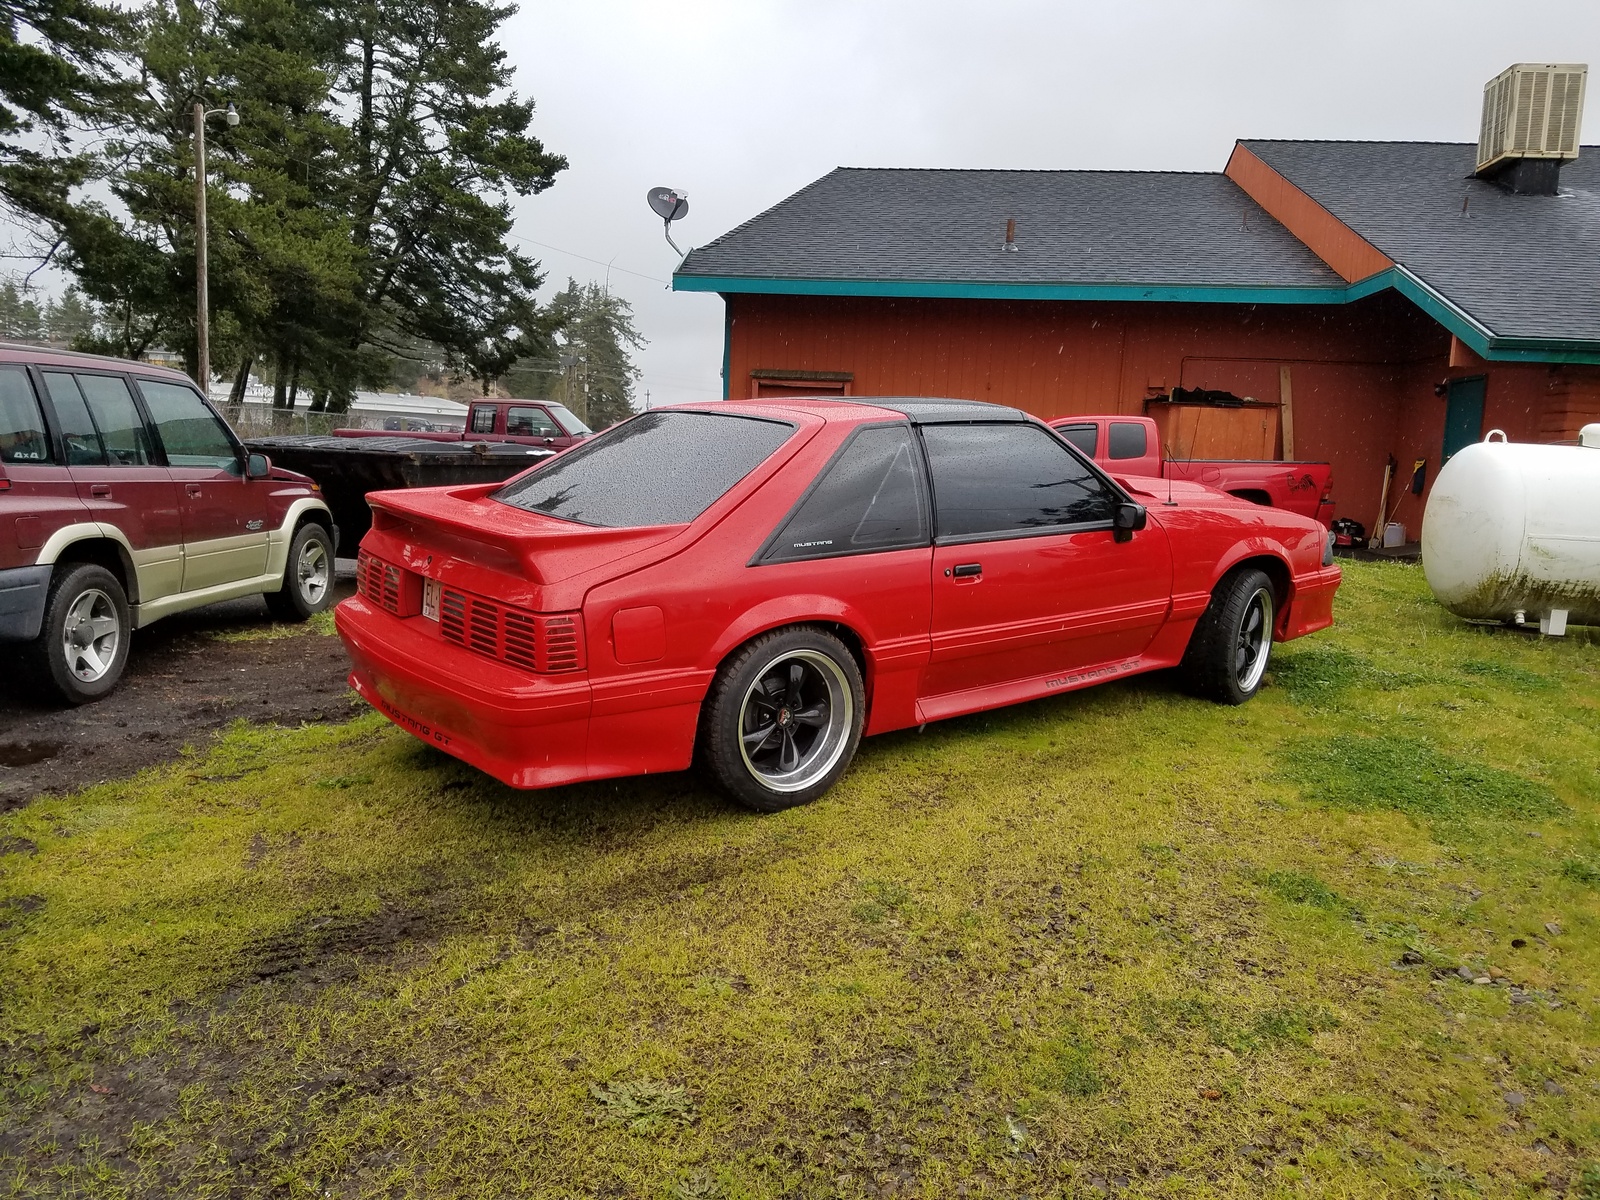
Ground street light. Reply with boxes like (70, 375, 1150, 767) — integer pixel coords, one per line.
(192, 100, 238, 392)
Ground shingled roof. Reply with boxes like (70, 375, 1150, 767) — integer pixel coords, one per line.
(1241, 140, 1600, 345)
(676, 167, 1345, 294)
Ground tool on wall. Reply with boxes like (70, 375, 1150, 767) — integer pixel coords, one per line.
(1411, 457, 1427, 495)
(1368, 456, 1395, 551)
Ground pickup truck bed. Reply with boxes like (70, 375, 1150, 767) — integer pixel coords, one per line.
(1050, 415, 1335, 526)
(245, 435, 552, 546)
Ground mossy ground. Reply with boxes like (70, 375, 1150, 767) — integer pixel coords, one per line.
(2, 561, 1597, 1198)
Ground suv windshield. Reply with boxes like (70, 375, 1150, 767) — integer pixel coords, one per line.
(494, 410, 793, 527)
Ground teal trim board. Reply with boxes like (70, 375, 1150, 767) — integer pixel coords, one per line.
(675, 269, 1600, 365)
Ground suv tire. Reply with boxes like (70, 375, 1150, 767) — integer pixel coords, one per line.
(265, 522, 335, 622)
(1180, 567, 1276, 705)
(28, 563, 132, 705)
(700, 626, 866, 813)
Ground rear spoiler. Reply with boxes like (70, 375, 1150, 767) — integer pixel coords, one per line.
(367, 484, 680, 584)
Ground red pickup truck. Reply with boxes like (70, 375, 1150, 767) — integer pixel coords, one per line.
(1050, 415, 1335, 527)
(335, 398, 593, 451)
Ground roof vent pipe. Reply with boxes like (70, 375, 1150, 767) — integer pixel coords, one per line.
(1003, 218, 1018, 252)
(1476, 63, 1587, 195)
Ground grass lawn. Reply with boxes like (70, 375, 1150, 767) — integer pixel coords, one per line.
(2, 560, 1598, 1198)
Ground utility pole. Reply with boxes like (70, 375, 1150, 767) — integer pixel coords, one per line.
(192, 100, 238, 392)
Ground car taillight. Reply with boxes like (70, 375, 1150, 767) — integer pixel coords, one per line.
(438, 586, 584, 674)
(356, 551, 422, 616)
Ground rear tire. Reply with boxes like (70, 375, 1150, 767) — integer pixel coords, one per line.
(265, 522, 335, 622)
(1180, 567, 1275, 705)
(27, 563, 132, 705)
(700, 626, 866, 813)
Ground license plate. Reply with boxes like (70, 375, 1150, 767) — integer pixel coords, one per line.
(421, 577, 441, 621)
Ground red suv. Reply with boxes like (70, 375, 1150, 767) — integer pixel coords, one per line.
(0, 344, 337, 703)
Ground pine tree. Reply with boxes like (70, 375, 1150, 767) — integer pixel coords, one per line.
(504, 280, 645, 429)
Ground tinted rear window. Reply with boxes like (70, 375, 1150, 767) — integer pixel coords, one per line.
(495, 410, 793, 527)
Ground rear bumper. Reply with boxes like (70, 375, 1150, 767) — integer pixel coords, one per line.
(0, 564, 50, 641)
(335, 595, 594, 788)
(1283, 565, 1341, 639)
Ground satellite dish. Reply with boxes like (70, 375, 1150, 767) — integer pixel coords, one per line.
(648, 187, 688, 222)
(648, 187, 689, 257)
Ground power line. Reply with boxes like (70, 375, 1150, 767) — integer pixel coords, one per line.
(504, 233, 672, 285)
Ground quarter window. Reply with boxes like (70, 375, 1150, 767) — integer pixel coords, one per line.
(761, 424, 929, 563)
(495, 410, 793, 528)
(42, 372, 106, 465)
(138, 380, 238, 469)
(0, 367, 51, 464)
(469, 405, 497, 434)
(922, 422, 1120, 540)
(506, 406, 560, 437)
(1108, 421, 1148, 460)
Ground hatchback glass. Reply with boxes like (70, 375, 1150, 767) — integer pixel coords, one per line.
(495, 411, 793, 527)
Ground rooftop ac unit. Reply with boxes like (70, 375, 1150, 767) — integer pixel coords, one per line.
(1476, 62, 1587, 174)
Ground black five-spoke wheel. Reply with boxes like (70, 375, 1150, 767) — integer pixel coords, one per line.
(703, 627, 866, 812)
(1180, 566, 1276, 705)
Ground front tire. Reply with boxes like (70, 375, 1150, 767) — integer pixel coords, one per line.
(701, 626, 866, 812)
(1180, 567, 1276, 705)
(265, 522, 335, 622)
(27, 563, 132, 705)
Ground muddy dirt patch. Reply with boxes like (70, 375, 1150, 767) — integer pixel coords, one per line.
(0, 570, 360, 810)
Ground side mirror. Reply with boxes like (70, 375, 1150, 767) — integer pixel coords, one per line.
(246, 453, 271, 479)
(1113, 501, 1147, 543)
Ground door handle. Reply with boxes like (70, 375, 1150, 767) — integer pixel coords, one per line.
(186, 484, 203, 498)
(951, 562, 982, 578)
(90, 484, 111, 498)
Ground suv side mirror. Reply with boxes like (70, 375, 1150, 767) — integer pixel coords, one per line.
(1113, 501, 1147, 543)
(246, 452, 271, 479)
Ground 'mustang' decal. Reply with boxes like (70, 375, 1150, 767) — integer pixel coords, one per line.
(1045, 659, 1140, 690)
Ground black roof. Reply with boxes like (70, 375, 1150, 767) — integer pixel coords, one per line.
(872, 397, 1030, 424)
(677, 167, 1344, 290)
(1241, 140, 1600, 343)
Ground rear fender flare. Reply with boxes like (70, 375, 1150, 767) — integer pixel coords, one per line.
(705, 594, 878, 683)
(34, 524, 141, 603)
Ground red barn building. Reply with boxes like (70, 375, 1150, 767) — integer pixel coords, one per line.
(674, 133, 1600, 536)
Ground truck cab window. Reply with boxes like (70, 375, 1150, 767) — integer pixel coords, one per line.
(1108, 422, 1148, 460)
(506, 406, 560, 437)
(469, 406, 497, 434)
(1057, 423, 1097, 456)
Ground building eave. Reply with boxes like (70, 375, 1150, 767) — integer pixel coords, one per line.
(673, 268, 1600, 365)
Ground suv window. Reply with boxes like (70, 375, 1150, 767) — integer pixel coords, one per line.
(922, 422, 1120, 540)
(1108, 421, 1148, 460)
(42, 372, 107, 465)
(138, 380, 238, 469)
(75, 374, 153, 465)
(495, 411, 793, 527)
(469, 405, 496, 434)
(0, 366, 51, 464)
(506, 405, 559, 437)
(761, 424, 928, 563)
(1056, 423, 1097, 457)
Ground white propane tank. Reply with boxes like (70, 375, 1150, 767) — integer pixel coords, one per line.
(1422, 429, 1600, 629)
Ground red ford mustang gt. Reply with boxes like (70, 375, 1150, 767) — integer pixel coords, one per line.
(335, 398, 1340, 810)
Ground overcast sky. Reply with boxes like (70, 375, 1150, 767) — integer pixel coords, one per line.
(503, 0, 1600, 408)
